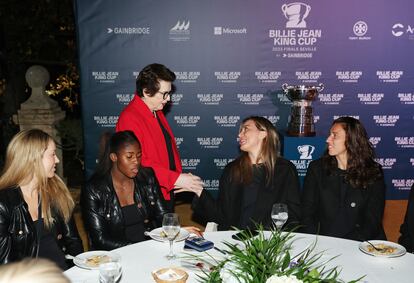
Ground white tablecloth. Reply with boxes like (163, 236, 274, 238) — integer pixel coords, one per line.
(65, 231, 414, 283)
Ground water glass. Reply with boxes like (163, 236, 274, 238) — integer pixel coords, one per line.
(99, 261, 122, 283)
(271, 203, 288, 230)
(162, 213, 180, 260)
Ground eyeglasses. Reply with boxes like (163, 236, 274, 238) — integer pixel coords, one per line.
(156, 91, 171, 100)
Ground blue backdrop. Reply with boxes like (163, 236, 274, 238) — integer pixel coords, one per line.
(74, 0, 414, 200)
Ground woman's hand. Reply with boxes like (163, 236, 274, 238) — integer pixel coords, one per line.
(174, 173, 204, 197)
(183, 226, 203, 237)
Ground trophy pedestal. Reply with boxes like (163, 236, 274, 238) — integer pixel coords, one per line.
(287, 104, 315, 137)
(280, 133, 326, 185)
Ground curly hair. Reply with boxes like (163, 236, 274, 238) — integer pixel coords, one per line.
(230, 116, 281, 186)
(322, 116, 383, 188)
(135, 63, 176, 97)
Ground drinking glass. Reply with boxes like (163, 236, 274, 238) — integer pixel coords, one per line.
(271, 203, 288, 231)
(162, 213, 181, 260)
(98, 260, 122, 283)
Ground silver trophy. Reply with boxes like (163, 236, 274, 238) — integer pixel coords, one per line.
(282, 83, 324, 137)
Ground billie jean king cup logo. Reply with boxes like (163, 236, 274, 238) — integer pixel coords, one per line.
(282, 2, 311, 28)
(298, 145, 315, 160)
(282, 83, 324, 137)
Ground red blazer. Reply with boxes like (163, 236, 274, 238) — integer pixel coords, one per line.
(116, 95, 182, 200)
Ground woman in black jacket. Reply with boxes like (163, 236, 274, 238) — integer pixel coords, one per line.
(81, 131, 169, 250)
(176, 116, 301, 230)
(301, 117, 386, 241)
(0, 129, 83, 270)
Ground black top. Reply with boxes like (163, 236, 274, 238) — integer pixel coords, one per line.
(35, 219, 67, 270)
(193, 157, 301, 231)
(301, 159, 386, 241)
(157, 115, 176, 171)
(239, 165, 266, 229)
(156, 115, 176, 211)
(121, 204, 145, 243)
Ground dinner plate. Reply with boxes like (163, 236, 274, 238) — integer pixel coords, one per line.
(359, 240, 406, 258)
(147, 227, 190, 242)
(73, 250, 121, 270)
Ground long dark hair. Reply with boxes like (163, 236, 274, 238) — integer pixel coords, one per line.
(90, 130, 141, 180)
(230, 116, 280, 187)
(322, 116, 382, 188)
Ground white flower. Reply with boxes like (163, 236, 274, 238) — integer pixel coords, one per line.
(220, 261, 250, 283)
(266, 274, 303, 283)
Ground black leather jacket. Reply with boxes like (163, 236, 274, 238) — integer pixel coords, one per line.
(81, 166, 168, 250)
(0, 187, 83, 265)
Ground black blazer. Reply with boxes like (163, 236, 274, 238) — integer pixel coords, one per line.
(301, 159, 386, 241)
(193, 158, 301, 231)
(81, 167, 168, 250)
(0, 187, 83, 265)
(399, 184, 414, 252)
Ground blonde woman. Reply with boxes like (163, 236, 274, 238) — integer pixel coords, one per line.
(0, 129, 83, 269)
(0, 258, 69, 283)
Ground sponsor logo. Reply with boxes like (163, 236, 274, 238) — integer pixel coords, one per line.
(255, 71, 282, 83)
(169, 21, 190, 41)
(197, 137, 223, 149)
(349, 21, 371, 40)
(298, 145, 315, 159)
(295, 71, 322, 83)
(369, 137, 381, 148)
(282, 2, 311, 28)
(314, 115, 320, 124)
(132, 71, 140, 78)
(93, 115, 118, 127)
(181, 158, 200, 170)
(171, 93, 183, 105)
(336, 71, 362, 83)
(92, 71, 119, 83)
(203, 179, 220, 191)
(107, 27, 150, 34)
(263, 115, 281, 125)
(214, 26, 247, 35)
(116, 93, 134, 105)
(375, 158, 397, 169)
(214, 158, 234, 169)
(174, 116, 200, 127)
(392, 179, 414, 190)
(373, 115, 399, 127)
(174, 71, 200, 83)
(214, 116, 240, 127)
(357, 93, 384, 105)
(410, 158, 414, 167)
(175, 137, 184, 148)
(197, 94, 224, 105)
(391, 23, 414, 39)
(395, 137, 414, 148)
(269, 2, 321, 59)
(398, 93, 414, 105)
(214, 71, 241, 83)
(318, 93, 344, 105)
(376, 70, 403, 83)
(237, 93, 264, 105)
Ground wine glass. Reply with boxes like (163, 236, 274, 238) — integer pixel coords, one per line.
(98, 258, 122, 283)
(162, 213, 181, 260)
(271, 203, 288, 231)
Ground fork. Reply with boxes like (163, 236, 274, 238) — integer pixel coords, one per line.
(365, 240, 385, 252)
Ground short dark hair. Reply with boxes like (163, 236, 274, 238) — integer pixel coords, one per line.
(136, 63, 176, 97)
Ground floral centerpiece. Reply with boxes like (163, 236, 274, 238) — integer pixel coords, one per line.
(185, 227, 362, 283)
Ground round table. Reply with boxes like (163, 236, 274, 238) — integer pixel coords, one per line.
(65, 231, 414, 283)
